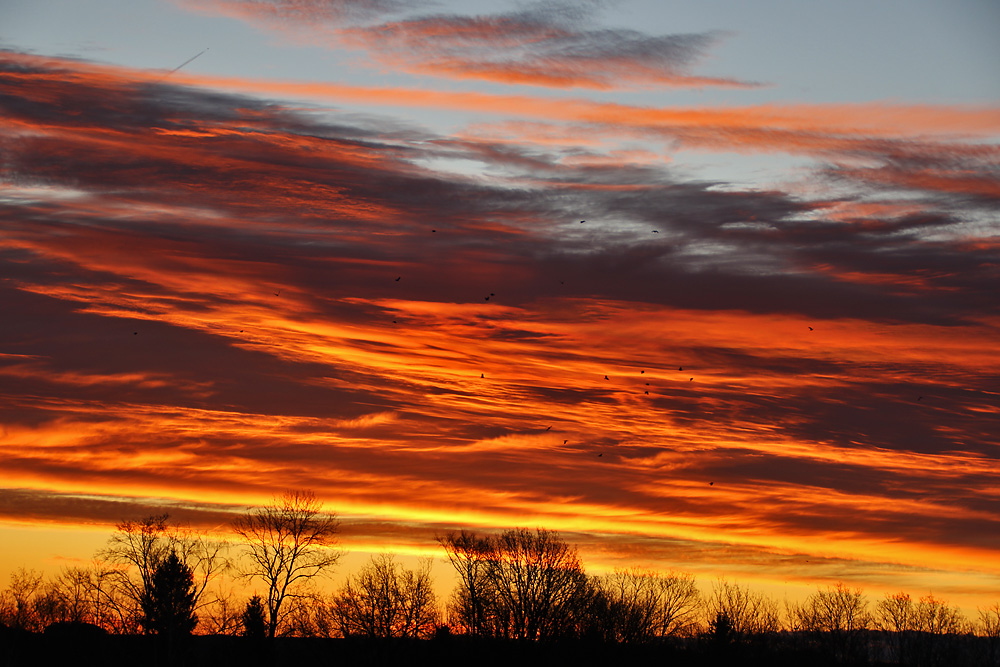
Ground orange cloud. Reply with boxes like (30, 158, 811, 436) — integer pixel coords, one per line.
(3, 50, 999, 613)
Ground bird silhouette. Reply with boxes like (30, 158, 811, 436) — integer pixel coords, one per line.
(563, 440, 568, 444)
(640, 370, 645, 374)
(133, 332, 138, 335)
(580, 220, 585, 223)
(652, 230, 659, 233)
(808, 326, 813, 331)
(545, 426, 552, 431)
(917, 396, 923, 401)
(709, 482, 714, 486)
(274, 290, 281, 296)
(604, 375, 609, 380)
(644, 391, 649, 395)
(678, 366, 683, 371)
(395, 277, 401, 282)
(485, 296, 490, 301)
(481, 373, 484, 378)
(689, 378, 693, 381)
(597, 453, 603, 457)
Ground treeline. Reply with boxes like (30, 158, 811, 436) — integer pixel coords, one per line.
(2, 492, 999, 667)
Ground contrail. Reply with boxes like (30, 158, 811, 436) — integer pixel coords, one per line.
(163, 48, 209, 77)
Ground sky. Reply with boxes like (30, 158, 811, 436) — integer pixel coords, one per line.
(1, 0, 999, 613)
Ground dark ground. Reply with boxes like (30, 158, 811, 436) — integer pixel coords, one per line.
(3, 627, 995, 667)
(0, 630, 848, 667)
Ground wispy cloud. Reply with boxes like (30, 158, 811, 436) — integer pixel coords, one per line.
(191, 0, 757, 89)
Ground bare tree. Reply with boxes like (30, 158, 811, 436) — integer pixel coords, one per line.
(874, 591, 969, 665)
(790, 583, 870, 662)
(875, 591, 914, 663)
(439, 530, 493, 636)
(89, 560, 142, 633)
(0, 568, 44, 631)
(199, 589, 244, 636)
(335, 553, 439, 638)
(593, 568, 701, 642)
(914, 593, 966, 634)
(979, 602, 1000, 666)
(97, 513, 227, 627)
(98, 514, 172, 608)
(704, 579, 781, 644)
(440, 528, 591, 640)
(52, 567, 95, 625)
(232, 490, 341, 638)
(912, 593, 968, 665)
(492, 528, 591, 640)
(282, 589, 338, 638)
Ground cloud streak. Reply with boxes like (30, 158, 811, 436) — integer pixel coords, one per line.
(194, 0, 757, 89)
(1, 51, 999, 608)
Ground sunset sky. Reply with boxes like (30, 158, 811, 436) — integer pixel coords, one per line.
(2, 0, 999, 613)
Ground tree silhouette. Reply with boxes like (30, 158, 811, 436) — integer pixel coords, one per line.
(590, 568, 701, 642)
(241, 594, 267, 638)
(232, 490, 341, 638)
(789, 583, 870, 663)
(334, 553, 439, 638)
(139, 551, 197, 638)
(704, 579, 781, 643)
(440, 528, 590, 640)
(438, 530, 492, 637)
(97, 513, 226, 632)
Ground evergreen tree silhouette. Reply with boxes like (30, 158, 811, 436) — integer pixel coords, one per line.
(139, 550, 198, 638)
(241, 594, 267, 638)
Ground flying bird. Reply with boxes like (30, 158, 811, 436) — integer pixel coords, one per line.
(678, 367, 683, 371)
(808, 326, 813, 331)
(597, 453, 603, 457)
(563, 440, 568, 444)
(709, 482, 714, 486)
(395, 277, 401, 282)
(652, 230, 659, 233)
(604, 375, 609, 380)
(580, 220, 585, 223)
(545, 426, 552, 431)
(481, 373, 484, 378)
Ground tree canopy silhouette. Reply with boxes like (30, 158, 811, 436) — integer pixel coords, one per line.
(232, 490, 341, 638)
(440, 527, 590, 640)
(334, 553, 438, 638)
